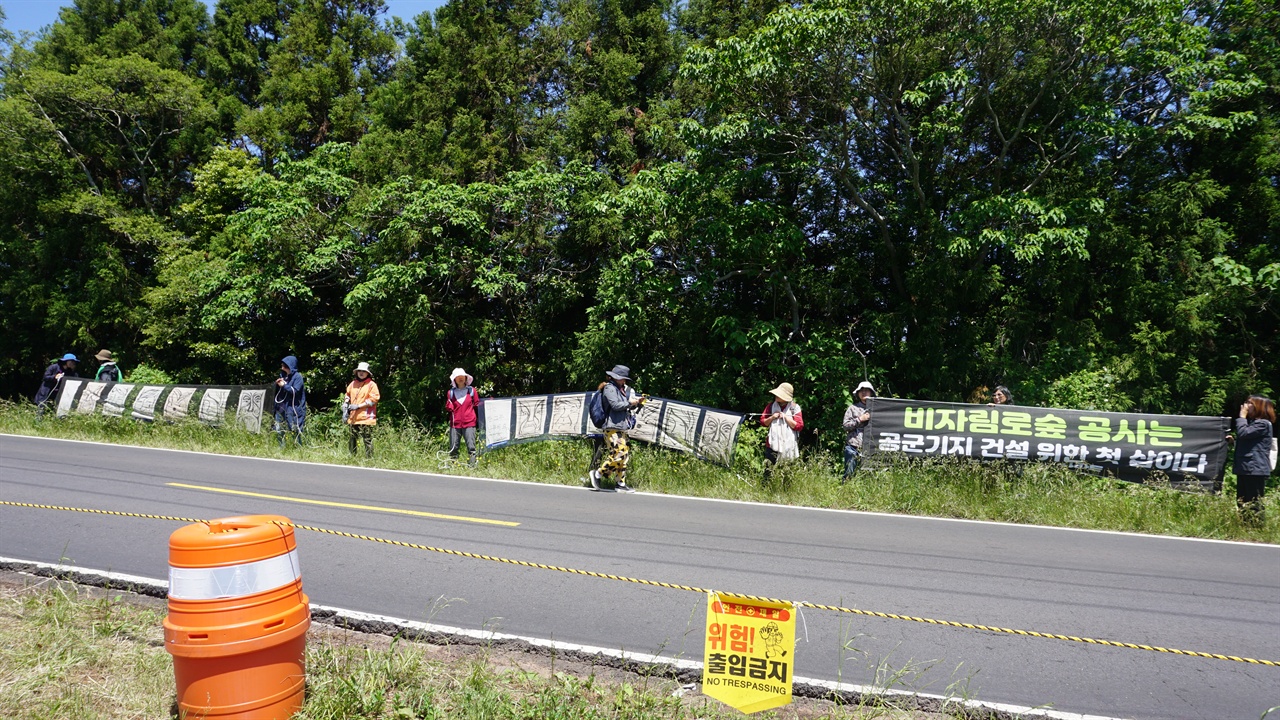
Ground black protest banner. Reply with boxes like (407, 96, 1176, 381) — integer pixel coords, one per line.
(864, 398, 1230, 489)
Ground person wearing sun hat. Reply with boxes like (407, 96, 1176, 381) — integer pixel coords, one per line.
(445, 367, 482, 466)
(344, 362, 381, 457)
(94, 349, 123, 383)
(586, 364, 645, 492)
(759, 381, 804, 484)
(842, 380, 876, 481)
(34, 353, 80, 417)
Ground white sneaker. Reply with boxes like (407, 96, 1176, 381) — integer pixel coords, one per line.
(588, 470, 602, 491)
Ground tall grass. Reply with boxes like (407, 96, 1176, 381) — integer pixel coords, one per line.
(1, 400, 1274, 543)
(0, 582, 939, 719)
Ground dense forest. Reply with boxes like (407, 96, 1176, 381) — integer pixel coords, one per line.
(1, 0, 1276, 442)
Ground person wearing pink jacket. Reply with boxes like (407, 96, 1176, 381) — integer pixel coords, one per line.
(446, 367, 482, 466)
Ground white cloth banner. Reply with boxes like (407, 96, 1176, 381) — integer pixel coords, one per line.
(479, 392, 745, 467)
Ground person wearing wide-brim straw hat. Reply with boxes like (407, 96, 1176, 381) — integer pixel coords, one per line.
(842, 380, 876, 481)
(344, 362, 381, 457)
(759, 382, 804, 485)
(445, 367, 482, 466)
(586, 364, 645, 492)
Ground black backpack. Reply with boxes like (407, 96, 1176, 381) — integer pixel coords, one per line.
(588, 390, 608, 427)
(96, 365, 120, 383)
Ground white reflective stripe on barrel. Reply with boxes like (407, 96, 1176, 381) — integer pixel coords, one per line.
(168, 549, 301, 600)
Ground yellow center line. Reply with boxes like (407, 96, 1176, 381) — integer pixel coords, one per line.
(165, 483, 520, 527)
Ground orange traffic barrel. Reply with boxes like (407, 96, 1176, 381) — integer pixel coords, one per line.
(164, 515, 310, 720)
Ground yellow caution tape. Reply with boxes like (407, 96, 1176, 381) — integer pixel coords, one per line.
(2, 499, 1276, 668)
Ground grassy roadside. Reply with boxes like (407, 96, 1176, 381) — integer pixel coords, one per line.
(0, 577, 952, 720)
(1, 401, 1275, 544)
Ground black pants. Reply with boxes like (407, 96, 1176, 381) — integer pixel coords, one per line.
(1237, 474, 1268, 520)
(763, 446, 779, 485)
(348, 424, 373, 457)
(588, 436, 606, 475)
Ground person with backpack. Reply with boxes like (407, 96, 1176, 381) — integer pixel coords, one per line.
(344, 362, 380, 458)
(34, 353, 79, 418)
(446, 368, 482, 466)
(273, 355, 307, 448)
(1233, 395, 1275, 524)
(94, 350, 123, 383)
(586, 365, 644, 492)
(759, 382, 803, 485)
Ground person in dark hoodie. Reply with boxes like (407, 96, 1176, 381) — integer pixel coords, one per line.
(34, 353, 79, 418)
(273, 355, 307, 447)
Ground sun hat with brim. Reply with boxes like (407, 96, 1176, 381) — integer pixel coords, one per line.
(353, 361, 373, 376)
(61, 353, 78, 362)
(769, 382, 795, 403)
(449, 367, 473, 386)
(854, 381, 875, 395)
(94, 349, 113, 362)
(605, 365, 632, 381)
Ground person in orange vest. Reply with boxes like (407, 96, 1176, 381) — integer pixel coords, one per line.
(344, 362, 380, 457)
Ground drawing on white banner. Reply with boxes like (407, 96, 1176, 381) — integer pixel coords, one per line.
(55, 379, 83, 417)
(131, 385, 165, 421)
(49, 377, 270, 433)
(483, 398, 513, 445)
(549, 394, 585, 436)
(697, 411, 741, 465)
(629, 400, 662, 444)
(102, 384, 135, 417)
(479, 393, 745, 467)
(76, 382, 108, 414)
(515, 396, 547, 439)
(199, 388, 231, 425)
(163, 387, 197, 420)
(236, 389, 266, 432)
(658, 402, 700, 452)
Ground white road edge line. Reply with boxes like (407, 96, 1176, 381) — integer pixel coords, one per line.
(0, 555, 1121, 720)
(3, 432, 1269, 549)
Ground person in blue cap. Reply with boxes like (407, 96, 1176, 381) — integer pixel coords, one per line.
(34, 353, 80, 417)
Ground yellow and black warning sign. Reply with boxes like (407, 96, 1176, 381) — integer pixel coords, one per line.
(701, 591, 795, 714)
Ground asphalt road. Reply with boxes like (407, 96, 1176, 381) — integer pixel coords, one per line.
(1, 434, 1277, 719)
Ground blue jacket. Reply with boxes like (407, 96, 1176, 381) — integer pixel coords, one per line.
(273, 355, 307, 421)
(1234, 418, 1274, 477)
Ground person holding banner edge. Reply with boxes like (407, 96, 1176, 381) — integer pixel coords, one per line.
(1233, 395, 1275, 524)
(34, 353, 79, 419)
(760, 382, 803, 486)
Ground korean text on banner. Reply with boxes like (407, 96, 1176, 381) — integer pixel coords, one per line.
(702, 592, 794, 714)
(864, 398, 1230, 490)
